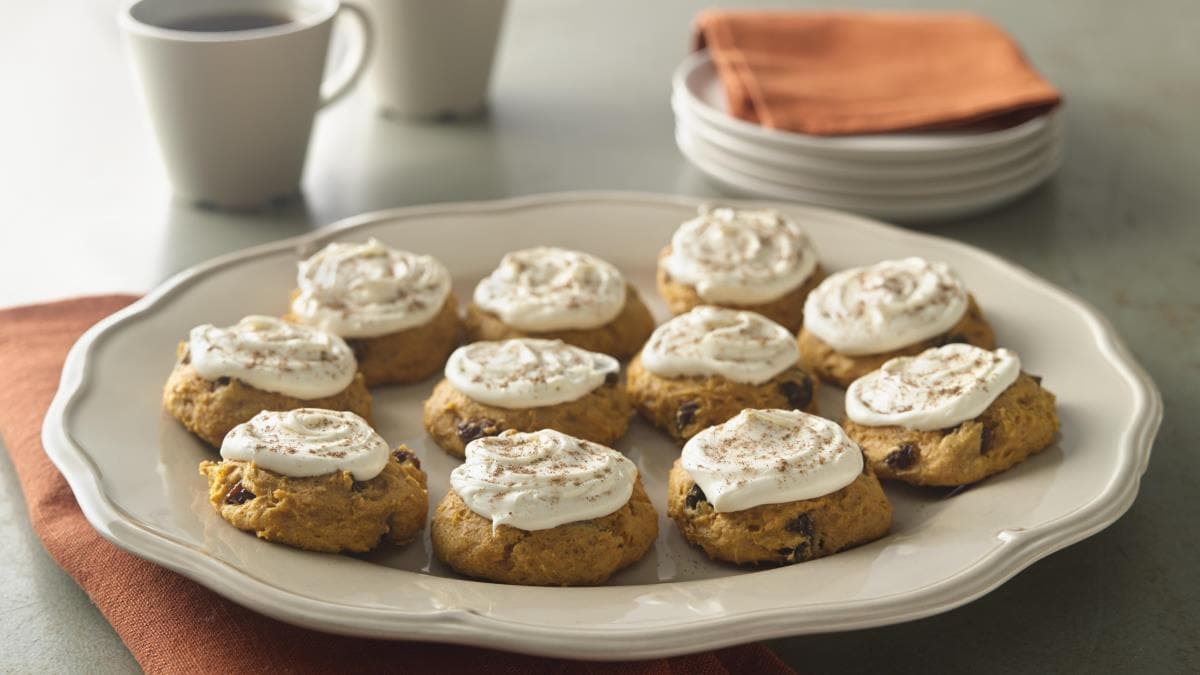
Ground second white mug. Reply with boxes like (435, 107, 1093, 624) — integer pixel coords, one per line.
(361, 0, 507, 119)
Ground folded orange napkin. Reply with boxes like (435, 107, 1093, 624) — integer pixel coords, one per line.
(693, 10, 1062, 136)
(0, 296, 793, 675)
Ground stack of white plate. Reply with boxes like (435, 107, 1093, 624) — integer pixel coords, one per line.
(672, 51, 1062, 222)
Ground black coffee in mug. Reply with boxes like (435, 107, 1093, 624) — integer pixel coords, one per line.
(163, 12, 292, 32)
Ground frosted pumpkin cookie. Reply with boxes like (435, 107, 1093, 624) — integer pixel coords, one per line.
(657, 205, 826, 332)
(842, 344, 1059, 486)
(422, 338, 631, 457)
(431, 429, 657, 586)
(464, 247, 655, 359)
(286, 238, 460, 386)
(163, 315, 371, 447)
(798, 257, 995, 387)
(199, 409, 427, 553)
(626, 306, 817, 442)
(668, 409, 891, 566)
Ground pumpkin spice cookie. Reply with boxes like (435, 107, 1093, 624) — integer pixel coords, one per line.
(842, 343, 1059, 487)
(464, 247, 655, 359)
(431, 429, 658, 586)
(626, 306, 818, 443)
(422, 338, 632, 457)
(163, 315, 371, 447)
(798, 257, 995, 387)
(286, 238, 460, 386)
(657, 205, 826, 332)
(667, 409, 891, 566)
(199, 409, 427, 553)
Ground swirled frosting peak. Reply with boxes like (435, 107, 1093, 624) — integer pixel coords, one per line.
(846, 344, 1020, 431)
(450, 429, 638, 531)
(803, 257, 968, 355)
(662, 205, 819, 304)
(472, 247, 626, 331)
(187, 315, 356, 399)
(682, 409, 863, 513)
(446, 339, 619, 409)
(221, 409, 390, 480)
(641, 306, 798, 384)
(291, 238, 452, 338)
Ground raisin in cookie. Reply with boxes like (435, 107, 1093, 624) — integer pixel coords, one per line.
(843, 343, 1059, 486)
(431, 430, 657, 586)
(657, 205, 825, 332)
(199, 409, 427, 553)
(422, 338, 632, 457)
(798, 257, 996, 388)
(286, 238, 461, 386)
(667, 409, 891, 566)
(163, 315, 371, 447)
(464, 247, 655, 359)
(626, 306, 818, 442)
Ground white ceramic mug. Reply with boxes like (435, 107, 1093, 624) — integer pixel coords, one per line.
(361, 0, 506, 118)
(121, 0, 372, 208)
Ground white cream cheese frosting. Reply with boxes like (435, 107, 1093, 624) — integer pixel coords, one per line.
(449, 429, 638, 531)
(640, 306, 799, 384)
(290, 238, 452, 338)
(845, 344, 1021, 431)
(681, 409, 863, 513)
(187, 315, 357, 399)
(445, 338, 619, 409)
(802, 257, 969, 355)
(472, 247, 627, 331)
(221, 409, 390, 481)
(662, 205, 819, 304)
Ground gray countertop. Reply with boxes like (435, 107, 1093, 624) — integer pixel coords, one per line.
(1, 0, 1196, 671)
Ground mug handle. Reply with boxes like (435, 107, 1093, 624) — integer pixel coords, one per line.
(319, 2, 373, 109)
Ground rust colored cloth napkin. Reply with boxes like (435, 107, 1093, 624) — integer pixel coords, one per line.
(0, 296, 793, 675)
(693, 10, 1061, 136)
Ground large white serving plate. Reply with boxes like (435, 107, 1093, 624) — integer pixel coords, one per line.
(43, 192, 1160, 660)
